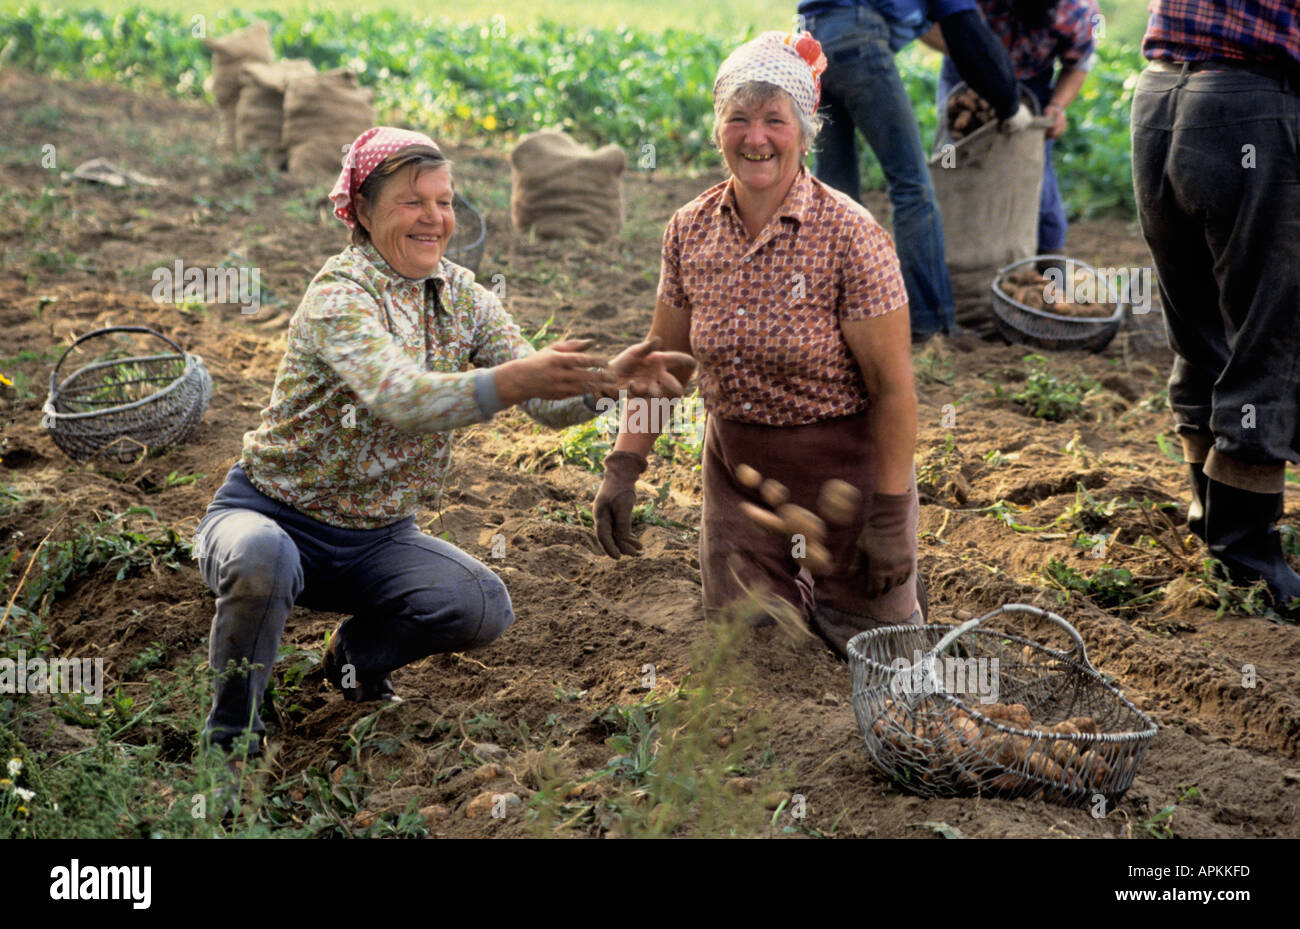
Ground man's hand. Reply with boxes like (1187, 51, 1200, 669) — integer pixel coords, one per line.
(1044, 102, 1067, 139)
(494, 339, 617, 406)
(999, 102, 1034, 133)
(605, 336, 696, 400)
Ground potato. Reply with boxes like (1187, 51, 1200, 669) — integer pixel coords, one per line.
(986, 773, 1024, 795)
(990, 734, 1032, 767)
(1025, 752, 1065, 783)
(1061, 716, 1098, 735)
(796, 540, 833, 575)
(1049, 739, 1080, 768)
(777, 503, 826, 542)
(951, 716, 982, 748)
(817, 478, 861, 526)
(982, 702, 1033, 730)
(734, 463, 763, 489)
(1050, 721, 1081, 735)
(739, 501, 786, 535)
(1071, 750, 1111, 787)
(759, 478, 789, 509)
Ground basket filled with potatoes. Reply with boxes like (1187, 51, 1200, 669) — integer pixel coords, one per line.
(847, 604, 1157, 807)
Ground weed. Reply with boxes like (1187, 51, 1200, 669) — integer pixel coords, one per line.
(1041, 557, 1158, 612)
(533, 612, 784, 837)
(1011, 354, 1100, 422)
(1141, 786, 1201, 838)
(525, 312, 561, 350)
(126, 641, 166, 677)
(556, 417, 610, 473)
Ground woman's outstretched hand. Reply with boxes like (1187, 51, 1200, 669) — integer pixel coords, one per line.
(605, 336, 696, 400)
(495, 339, 617, 406)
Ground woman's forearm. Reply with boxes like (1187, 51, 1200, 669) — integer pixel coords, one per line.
(871, 387, 918, 495)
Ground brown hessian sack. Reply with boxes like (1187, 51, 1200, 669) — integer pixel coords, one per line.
(510, 130, 627, 243)
(282, 68, 376, 180)
(235, 59, 317, 166)
(204, 22, 274, 149)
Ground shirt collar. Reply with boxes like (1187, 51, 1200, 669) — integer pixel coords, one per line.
(355, 239, 449, 294)
(714, 165, 815, 228)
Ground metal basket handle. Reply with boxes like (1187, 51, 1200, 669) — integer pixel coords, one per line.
(914, 603, 1094, 693)
(47, 326, 186, 397)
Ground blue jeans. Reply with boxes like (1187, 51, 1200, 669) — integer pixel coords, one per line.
(194, 463, 514, 751)
(803, 4, 955, 335)
(938, 57, 1067, 252)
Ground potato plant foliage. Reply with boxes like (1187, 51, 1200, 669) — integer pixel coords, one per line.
(0, 5, 1141, 214)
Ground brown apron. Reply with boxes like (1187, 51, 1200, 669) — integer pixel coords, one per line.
(700, 408, 922, 655)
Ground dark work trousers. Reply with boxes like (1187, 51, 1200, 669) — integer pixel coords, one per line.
(1131, 63, 1300, 488)
(194, 463, 514, 751)
(699, 409, 922, 655)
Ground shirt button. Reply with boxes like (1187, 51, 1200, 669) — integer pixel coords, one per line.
(742, 255, 752, 264)
(743, 402, 753, 411)
(733, 356, 741, 365)
(737, 309, 746, 317)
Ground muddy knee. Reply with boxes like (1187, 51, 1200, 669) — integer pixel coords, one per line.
(220, 529, 303, 602)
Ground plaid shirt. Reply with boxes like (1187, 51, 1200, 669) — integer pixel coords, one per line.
(242, 241, 591, 529)
(1144, 0, 1300, 70)
(657, 167, 907, 427)
(977, 0, 1098, 79)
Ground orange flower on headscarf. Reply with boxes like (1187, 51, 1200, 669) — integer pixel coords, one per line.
(785, 31, 827, 81)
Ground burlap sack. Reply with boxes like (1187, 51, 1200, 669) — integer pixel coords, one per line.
(204, 22, 274, 149)
(510, 130, 626, 242)
(929, 119, 1049, 336)
(235, 59, 317, 165)
(282, 68, 376, 180)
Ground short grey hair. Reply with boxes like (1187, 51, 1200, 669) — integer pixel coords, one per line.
(711, 81, 822, 156)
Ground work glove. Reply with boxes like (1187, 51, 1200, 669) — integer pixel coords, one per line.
(594, 451, 647, 558)
(999, 102, 1033, 134)
(856, 492, 914, 598)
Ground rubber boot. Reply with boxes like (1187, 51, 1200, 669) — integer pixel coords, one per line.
(1186, 461, 1208, 542)
(1204, 479, 1300, 615)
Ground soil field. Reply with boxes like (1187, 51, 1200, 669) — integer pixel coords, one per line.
(2, 66, 1299, 838)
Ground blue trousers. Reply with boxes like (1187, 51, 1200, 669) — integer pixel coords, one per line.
(938, 56, 1067, 253)
(194, 463, 514, 751)
(803, 3, 956, 336)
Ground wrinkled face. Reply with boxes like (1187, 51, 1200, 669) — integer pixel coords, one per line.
(356, 164, 455, 279)
(717, 91, 804, 197)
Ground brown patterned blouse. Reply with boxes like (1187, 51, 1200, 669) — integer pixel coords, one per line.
(241, 241, 592, 529)
(657, 166, 907, 426)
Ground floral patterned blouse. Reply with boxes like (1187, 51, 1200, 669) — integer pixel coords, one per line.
(241, 241, 592, 529)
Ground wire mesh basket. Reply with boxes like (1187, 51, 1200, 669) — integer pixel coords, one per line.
(42, 326, 212, 463)
(991, 255, 1124, 353)
(447, 192, 486, 275)
(847, 604, 1157, 807)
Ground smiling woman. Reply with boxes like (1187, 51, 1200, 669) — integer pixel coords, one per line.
(594, 32, 924, 657)
(350, 145, 455, 279)
(190, 126, 695, 757)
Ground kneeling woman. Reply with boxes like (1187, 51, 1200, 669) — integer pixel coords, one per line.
(196, 127, 688, 754)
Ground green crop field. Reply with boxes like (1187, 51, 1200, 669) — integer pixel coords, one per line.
(0, 2, 1147, 216)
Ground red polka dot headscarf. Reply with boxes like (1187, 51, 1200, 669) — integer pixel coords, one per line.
(329, 126, 443, 230)
(713, 31, 828, 119)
